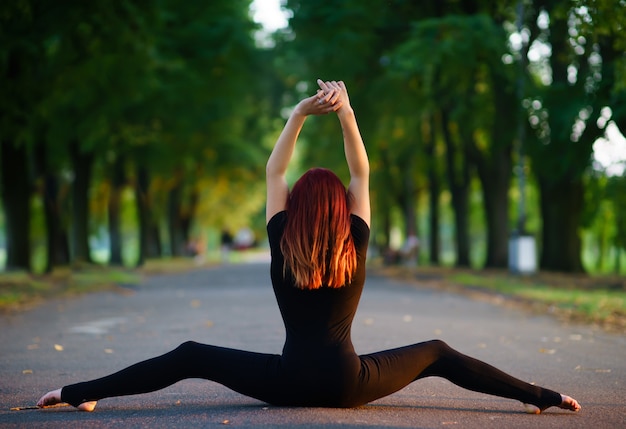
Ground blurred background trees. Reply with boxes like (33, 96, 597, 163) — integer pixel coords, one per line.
(1, 0, 624, 275)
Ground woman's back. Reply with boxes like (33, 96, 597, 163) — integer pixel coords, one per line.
(268, 211, 370, 356)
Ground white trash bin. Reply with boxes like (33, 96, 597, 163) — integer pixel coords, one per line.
(508, 234, 537, 274)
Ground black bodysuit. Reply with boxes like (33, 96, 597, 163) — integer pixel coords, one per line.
(62, 211, 561, 409)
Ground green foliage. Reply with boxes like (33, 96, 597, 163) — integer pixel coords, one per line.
(390, 12, 515, 159)
(607, 175, 626, 251)
(2, 0, 625, 275)
(575, 0, 626, 91)
(1, 0, 275, 271)
(450, 271, 626, 326)
(525, 2, 618, 186)
(393, 14, 510, 98)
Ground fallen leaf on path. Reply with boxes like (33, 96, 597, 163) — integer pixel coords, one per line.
(205, 320, 214, 328)
(54, 344, 64, 351)
(104, 349, 114, 354)
(190, 299, 201, 308)
(11, 403, 69, 411)
(27, 344, 39, 350)
(22, 369, 33, 374)
(539, 348, 556, 354)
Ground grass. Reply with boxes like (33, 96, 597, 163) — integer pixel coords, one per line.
(0, 267, 141, 311)
(450, 272, 626, 327)
(0, 249, 270, 312)
(0, 271, 51, 309)
(0, 258, 208, 312)
(377, 265, 626, 333)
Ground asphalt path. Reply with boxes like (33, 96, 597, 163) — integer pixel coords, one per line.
(1, 260, 624, 428)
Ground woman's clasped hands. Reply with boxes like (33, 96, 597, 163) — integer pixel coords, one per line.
(295, 79, 349, 116)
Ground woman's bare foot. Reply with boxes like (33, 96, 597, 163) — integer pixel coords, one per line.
(558, 394, 581, 412)
(37, 388, 97, 412)
(523, 394, 581, 414)
(37, 389, 62, 408)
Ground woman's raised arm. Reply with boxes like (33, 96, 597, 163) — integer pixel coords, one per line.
(317, 79, 370, 226)
(265, 88, 341, 223)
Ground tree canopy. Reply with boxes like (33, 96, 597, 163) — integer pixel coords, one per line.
(1, 0, 624, 275)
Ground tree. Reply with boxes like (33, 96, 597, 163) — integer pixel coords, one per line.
(392, 13, 517, 267)
(0, 1, 46, 271)
(0, 141, 31, 271)
(524, 0, 622, 271)
(607, 175, 626, 272)
(1, 0, 270, 271)
(144, 0, 265, 257)
(32, 0, 159, 267)
(33, 137, 71, 272)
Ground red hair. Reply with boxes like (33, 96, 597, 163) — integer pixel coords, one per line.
(280, 168, 357, 289)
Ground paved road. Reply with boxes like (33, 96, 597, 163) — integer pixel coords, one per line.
(1, 261, 624, 428)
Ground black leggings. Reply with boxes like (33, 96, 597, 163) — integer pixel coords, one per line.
(61, 339, 562, 409)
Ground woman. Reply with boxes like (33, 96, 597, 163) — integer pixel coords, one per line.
(38, 79, 580, 414)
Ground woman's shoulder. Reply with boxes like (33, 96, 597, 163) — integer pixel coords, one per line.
(350, 214, 370, 248)
(267, 210, 287, 225)
(350, 214, 370, 231)
(267, 210, 287, 237)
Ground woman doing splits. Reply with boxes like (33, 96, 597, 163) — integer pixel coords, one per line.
(38, 79, 580, 414)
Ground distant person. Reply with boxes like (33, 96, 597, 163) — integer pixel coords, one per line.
(186, 235, 206, 265)
(402, 234, 420, 266)
(220, 229, 233, 262)
(38, 79, 580, 415)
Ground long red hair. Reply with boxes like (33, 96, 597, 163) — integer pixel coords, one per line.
(280, 168, 357, 289)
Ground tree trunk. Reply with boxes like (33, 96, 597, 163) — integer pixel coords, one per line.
(44, 175, 71, 270)
(427, 182, 440, 265)
(108, 155, 126, 266)
(0, 140, 31, 271)
(538, 177, 584, 272)
(376, 148, 394, 262)
(134, 165, 149, 266)
(441, 109, 471, 267)
(69, 140, 94, 265)
(33, 141, 70, 272)
(380, 206, 394, 264)
(473, 72, 514, 268)
(474, 149, 511, 268)
(167, 177, 184, 257)
(401, 160, 419, 266)
(528, 6, 589, 273)
(424, 116, 440, 265)
(449, 186, 470, 267)
(180, 183, 199, 252)
(147, 224, 162, 259)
